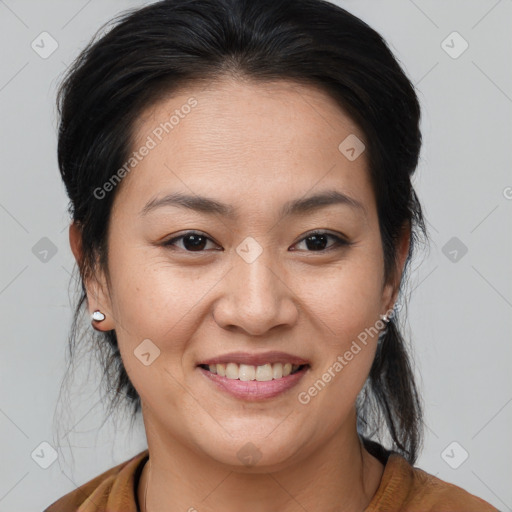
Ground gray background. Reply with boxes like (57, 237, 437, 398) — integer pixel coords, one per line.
(0, 0, 511, 510)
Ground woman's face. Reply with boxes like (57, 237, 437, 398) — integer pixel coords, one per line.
(78, 77, 405, 470)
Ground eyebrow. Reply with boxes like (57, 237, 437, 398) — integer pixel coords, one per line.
(139, 189, 367, 220)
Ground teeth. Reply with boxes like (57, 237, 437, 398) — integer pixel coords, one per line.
(272, 362, 283, 379)
(239, 364, 255, 381)
(255, 363, 273, 381)
(205, 362, 303, 381)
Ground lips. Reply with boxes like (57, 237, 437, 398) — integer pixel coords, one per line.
(198, 362, 310, 401)
(196, 350, 310, 367)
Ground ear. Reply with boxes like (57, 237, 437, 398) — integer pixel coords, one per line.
(381, 222, 411, 314)
(69, 221, 115, 331)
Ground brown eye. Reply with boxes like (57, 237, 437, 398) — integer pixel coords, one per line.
(291, 231, 351, 252)
(162, 230, 350, 253)
(162, 231, 219, 252)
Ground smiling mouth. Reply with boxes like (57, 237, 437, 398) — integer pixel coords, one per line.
(198, 362, 309, 381)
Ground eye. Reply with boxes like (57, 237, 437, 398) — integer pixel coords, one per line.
(291, 230, 351, 252)
(161, 230, 351, 253)
(162, 231, 220, 252)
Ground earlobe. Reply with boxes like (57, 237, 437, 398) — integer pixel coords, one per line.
(68, 221, 115, 331)
(382, 222, 411, 314)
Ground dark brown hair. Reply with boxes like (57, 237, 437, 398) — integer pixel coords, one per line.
(56, 0, 428, 463)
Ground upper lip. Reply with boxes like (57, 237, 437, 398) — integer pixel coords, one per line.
(197, 351, 309, 367)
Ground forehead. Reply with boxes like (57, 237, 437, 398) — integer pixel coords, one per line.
(132, 77, 364, 150)
(115, 77, 375, 219)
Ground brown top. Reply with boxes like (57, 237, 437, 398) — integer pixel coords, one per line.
(44, 443, 499, 512)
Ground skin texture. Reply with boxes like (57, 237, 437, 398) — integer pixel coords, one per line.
(70, 77, 410, 512)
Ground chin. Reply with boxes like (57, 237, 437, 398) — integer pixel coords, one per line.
(197, 431, 307, 472)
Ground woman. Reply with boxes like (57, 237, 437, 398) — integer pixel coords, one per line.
(44, 0, 498, 510)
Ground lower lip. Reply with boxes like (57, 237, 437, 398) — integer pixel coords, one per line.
(198, 365, 309, 401)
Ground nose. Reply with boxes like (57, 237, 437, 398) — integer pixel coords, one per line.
(212, 247, 299, 336)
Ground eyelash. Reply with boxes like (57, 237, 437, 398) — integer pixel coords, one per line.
(161, 230, 351, 253)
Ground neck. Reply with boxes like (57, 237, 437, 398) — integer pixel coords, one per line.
(138, 409, 384, 512)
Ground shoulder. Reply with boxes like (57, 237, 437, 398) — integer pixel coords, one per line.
(43, 449, 149, 512)
(366, 452, 499, 512)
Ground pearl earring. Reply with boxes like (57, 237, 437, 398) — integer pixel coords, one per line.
(91, 310, 105, 322)
(380, 313, 390, 323)
(378, 312, 390, 345)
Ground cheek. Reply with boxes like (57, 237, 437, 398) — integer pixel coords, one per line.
(292, 254, 384, 392)
(109, 237, 385, 347)
(108, 244, 215, 335)
(103, 248, 204, 386)
(293, 253, 384, 332)
(107, 256, 209, 411)
(296, 274, 381, 419)
(108, 234, 384, 379)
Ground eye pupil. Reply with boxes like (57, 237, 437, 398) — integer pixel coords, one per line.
(183, 234, 207, 251)
(165, 230, 346, 253)
(305, 233, 328, 251)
